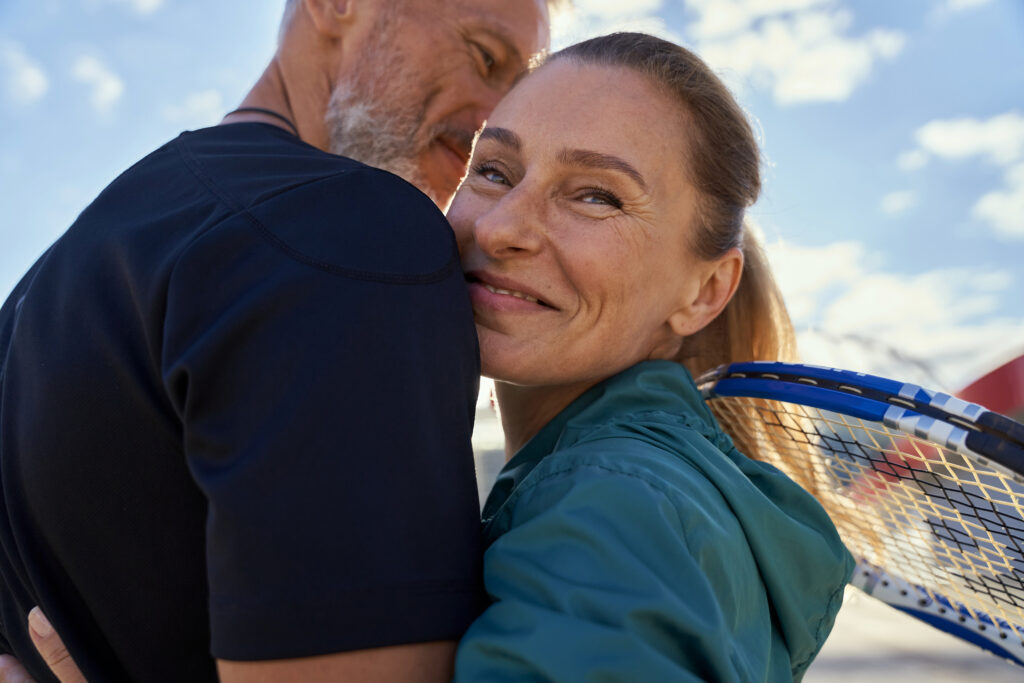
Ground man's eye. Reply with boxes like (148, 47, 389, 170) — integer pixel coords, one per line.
(475, 44, 496, 73)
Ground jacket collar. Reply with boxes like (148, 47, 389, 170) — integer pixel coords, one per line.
(485, 361, 718, 516)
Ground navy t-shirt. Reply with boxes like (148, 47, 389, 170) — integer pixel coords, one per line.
(0, 123, 485, 682)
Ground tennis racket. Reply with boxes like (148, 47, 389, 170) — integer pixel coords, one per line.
(696, 361, 1024, 666)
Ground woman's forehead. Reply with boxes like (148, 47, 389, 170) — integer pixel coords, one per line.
(484, 61, 689, 177)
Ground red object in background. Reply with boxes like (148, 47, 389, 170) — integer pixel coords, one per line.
(958, 352, 1024, 422)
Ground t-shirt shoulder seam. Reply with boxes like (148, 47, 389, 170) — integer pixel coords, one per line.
(172, 137, 459, 284)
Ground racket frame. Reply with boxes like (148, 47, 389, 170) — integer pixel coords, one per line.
(697, 361, 1024, 667)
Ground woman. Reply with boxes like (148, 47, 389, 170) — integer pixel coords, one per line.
(3, 33, 852, 682)
(448, 33, 853, 681)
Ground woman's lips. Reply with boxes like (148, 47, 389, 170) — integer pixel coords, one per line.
(465, 273, 557, 313)
(478, 281, 540, 304)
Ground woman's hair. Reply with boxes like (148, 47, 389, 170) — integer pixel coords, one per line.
(547, 32, 796, 377)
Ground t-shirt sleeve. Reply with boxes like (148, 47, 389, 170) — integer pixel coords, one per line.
(160, 167, 485, 660)
(454, 453, 778, 682)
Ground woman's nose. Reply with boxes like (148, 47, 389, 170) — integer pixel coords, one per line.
(473, 187, 543, 258)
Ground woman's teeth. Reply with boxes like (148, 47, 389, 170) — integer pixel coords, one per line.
(483, 283, 539, 304)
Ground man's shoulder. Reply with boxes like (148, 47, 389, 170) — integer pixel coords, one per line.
(173, 124, 457, 283)
(241, 163, 456, 284)
(172, 122, 368, 206)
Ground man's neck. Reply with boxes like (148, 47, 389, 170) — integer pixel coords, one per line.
(222, 56, 330, 151)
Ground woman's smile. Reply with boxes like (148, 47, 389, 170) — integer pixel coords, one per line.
(465, 271, 558, 312)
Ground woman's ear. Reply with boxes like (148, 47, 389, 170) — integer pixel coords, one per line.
(303, 0, 357, 39)
(667, 247, 743, 338)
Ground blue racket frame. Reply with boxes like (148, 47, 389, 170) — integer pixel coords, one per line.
(698, 361, 1024, 666)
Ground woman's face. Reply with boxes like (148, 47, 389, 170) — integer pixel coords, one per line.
(448, 60, 722, 388)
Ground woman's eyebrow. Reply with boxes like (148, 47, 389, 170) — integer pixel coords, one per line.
(478, 127, 522, 151)
(476, 130, 648, 191)
(558, 149, 648, 191)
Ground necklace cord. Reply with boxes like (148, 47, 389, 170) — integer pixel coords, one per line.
(225, 107, 299, 137)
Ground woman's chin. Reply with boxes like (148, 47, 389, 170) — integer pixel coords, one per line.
(480, 360, 550, 388)
(480, 364, 525, 386)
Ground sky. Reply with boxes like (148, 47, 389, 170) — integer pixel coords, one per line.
(1, 0, 1023, 394)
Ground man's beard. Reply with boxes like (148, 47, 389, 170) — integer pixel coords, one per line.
(323, 11, 441, 205)
(325, 78, 437, 202)
(322, 9, 476, 209)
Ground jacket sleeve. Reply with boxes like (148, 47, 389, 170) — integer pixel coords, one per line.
(454, 453, 783, 682)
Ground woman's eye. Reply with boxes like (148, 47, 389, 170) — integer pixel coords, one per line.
(473, 163, 510, 186)
(579, 188, 623, 209)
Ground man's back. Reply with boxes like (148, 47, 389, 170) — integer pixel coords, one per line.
(0, 123, 484, 682)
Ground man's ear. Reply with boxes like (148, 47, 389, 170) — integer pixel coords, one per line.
(303, 0, 357, 39)
(667, 247, 743, 338)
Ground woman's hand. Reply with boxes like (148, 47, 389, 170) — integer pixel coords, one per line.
(0, 608, 86, 683)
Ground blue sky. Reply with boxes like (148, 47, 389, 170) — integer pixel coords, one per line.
(2, 0, 1022, 391)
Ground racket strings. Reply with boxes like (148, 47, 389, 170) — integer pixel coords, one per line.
(710, 396, 1024, 636)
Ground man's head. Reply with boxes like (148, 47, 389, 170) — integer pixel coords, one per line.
(278, 0, 551, 208)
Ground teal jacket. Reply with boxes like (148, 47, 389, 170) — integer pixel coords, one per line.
(455, 361, 854, 682)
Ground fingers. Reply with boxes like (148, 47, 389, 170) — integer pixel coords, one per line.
(28, 609, 86, 683)
(0, 654, 35, 683)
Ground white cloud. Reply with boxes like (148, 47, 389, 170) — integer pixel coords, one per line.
(941, 0, 994, 12)
(85, 0, 164, 14)
(72, 55, 125, 114)
(973, 162, 1024, 239)
(162, 89, 225, 128)
(0, 42, 49, 105)
(766, 238, 1023, 389)
(902, 112, 1024, 239)
(124, 0, 163, 13)
(686, 0, 831, 40)
(685, 1, 905, 105)
(569, 0, 664, 19)
(914, 112, 1024, 166)
(880, 190, 915, 215)
(549, 0, 903, 106)
(766, 239, 867, 321)
(820, 268, 1005, 335)
(550, 0, 680, 50)
(897, 149, 929, 172)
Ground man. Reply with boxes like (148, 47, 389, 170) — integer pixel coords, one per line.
(0, 0, 549, 681)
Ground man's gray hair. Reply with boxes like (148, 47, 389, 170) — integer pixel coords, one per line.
(280, 0, 570, 36)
